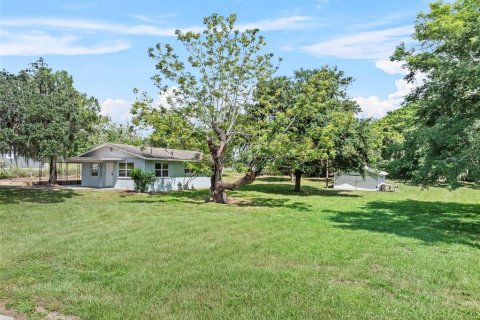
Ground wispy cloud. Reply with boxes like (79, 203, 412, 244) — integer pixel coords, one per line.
(238, 15, 312, 31)
(0, 30, 130, 56)
(0, 15, 313, 36)
(0, 18, 199, 36)
(130, 13, 178, 25)
(315, 0, 331, 9)
(302, 25, 413, 60)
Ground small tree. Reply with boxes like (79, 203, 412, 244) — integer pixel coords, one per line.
(130, 168, 156, 193)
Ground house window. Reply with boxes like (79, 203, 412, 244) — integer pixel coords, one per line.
(155, 163, 169, 177)
(91, 163, 99, 177)
(119, 162, 134, 177)
(184, 167, 195, 175)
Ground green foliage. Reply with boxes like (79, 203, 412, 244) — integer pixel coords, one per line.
(372, 104, 417, 177)
(130, 168, 156, 192)
(392, 0, 480, 186)
(0, 168, 9, 179)
(243, 67, 373, 190)
(0, 59, 103, 177)
(136, 13, 278, 201)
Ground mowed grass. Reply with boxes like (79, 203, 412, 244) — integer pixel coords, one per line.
(0, 177, 479, 319)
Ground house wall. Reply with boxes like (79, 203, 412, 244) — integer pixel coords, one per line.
(113, 157, 147, 190)
(111, 159, 209, 191)
(334, 172, 382, 191)
(81, 163, 103, 187)
(83, 146, 134, 159)
(78, 145, 209, 191)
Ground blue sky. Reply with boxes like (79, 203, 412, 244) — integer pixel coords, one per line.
(0, 0, 430, 122)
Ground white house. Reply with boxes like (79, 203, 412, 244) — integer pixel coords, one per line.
(333, 167, 388, 191)
(67, 143, 210, 191)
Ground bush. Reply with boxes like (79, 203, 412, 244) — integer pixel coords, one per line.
(0, 168, 9, 179)
(130, 168, 156, 193)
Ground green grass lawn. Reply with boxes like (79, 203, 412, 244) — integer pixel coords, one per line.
(0, 177, 479, 319)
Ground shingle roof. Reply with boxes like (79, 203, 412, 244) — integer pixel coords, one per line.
(108, 144, 201, 161)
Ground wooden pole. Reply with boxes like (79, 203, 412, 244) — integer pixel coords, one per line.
(325, 158, 329, 188)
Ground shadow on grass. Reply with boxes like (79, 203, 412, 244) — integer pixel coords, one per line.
(329, 200, 480, 248)
(121, 189, 314, 211)
(241, 183, 362, 198)
(121, 180, 358, 211)
(0, 187, 79, 204)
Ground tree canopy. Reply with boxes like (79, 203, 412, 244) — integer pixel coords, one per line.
(0, 58, 102, 183)
(244, 67, 373, 191)
(392, 0, 480, 186)
(138, 13, 277, 203)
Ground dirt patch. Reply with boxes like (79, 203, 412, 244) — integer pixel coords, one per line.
(0, 303, 78, 320)
(0, 303, 26, 320)
(36, 306, 78, 320)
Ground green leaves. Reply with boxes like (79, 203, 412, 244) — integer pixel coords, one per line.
(392, 0, 480, 186)
(244, 66, 371, 187)
(0, 58, 102, 163)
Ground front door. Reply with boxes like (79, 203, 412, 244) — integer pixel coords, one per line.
(105, 163, 114, 186)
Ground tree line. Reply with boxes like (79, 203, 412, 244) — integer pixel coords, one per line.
(0, 59, 142, 183)
(1, 0, 478, 202)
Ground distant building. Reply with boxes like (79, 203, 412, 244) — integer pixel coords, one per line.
(333, 167, 388, 191)
(0, 150, 46, 169)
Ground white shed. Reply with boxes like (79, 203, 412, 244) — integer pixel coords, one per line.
(333, 167, 388, 191)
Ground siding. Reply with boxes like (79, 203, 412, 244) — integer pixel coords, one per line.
(78, 145, 210, 191)
(334, 172, 383, 191)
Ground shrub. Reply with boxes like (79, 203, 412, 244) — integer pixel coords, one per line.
(130, 168, 156, 193)
(0, 168, 9, 179)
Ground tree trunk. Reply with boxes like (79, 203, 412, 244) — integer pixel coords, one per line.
(214, 170, 261, 203)
(211, 161, 227, 203)
(325, 158, 329, 188)
(294, 170, 302, 192)
(290, 170, 294, 182)
(49, 157, 58, 185)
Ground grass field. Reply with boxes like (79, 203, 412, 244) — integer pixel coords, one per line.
(0, 177, 479, 319)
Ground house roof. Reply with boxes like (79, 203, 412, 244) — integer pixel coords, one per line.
(108, 143, 201, 161)
(334, 166, 388, 176)
(67, 143, 202, 163)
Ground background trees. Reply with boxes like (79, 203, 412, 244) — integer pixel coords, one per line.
(391, 0, 480, 187)
(245, 67, 373, 192)
(0, 59, 102, 184)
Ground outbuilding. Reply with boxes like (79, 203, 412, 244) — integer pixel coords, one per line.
(67, 143, 210, 191)
(333, 167, 388, 191)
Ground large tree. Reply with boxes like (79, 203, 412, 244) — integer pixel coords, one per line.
(0, 59, 101, 184)
(140, 13, 276, 203)
(392, 0, 480, 186)
(245, 67, 372, 192)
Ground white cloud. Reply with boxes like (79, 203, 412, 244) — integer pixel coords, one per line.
(302, 25, 413, 60)
(315, 0, 331, 9)
(0, 15, 312, 37)
(100, 98, 132, 123)
(0, 30, 129, 56)
(0, 18, 199, 36)
(238, 15, 312, 31)
(355, 77, 419, 118)
(375, 60, 406, 75)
